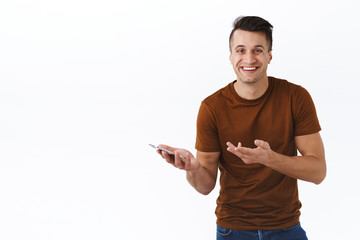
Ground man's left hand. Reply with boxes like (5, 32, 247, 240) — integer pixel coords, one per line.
(226, 140, 274, 165)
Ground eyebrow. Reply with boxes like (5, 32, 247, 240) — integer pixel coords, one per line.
(235, 44, 265, 49)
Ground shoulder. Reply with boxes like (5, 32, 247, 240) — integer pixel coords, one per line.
(270, 76, 309, 97)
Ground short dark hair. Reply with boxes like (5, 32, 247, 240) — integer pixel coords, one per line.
(229, 16, 273, 52)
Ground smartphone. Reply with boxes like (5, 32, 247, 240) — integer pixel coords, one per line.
(149, 144, 186, 160)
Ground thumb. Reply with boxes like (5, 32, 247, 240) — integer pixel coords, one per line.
(254, 139, 269, 149)
(158, 144, 176, 152)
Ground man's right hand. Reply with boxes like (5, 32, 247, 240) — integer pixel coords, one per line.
(156, 144, 220, 195)
(157, 144, 200, 172)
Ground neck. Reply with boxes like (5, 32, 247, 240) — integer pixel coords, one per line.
(234, 77, 269, 100)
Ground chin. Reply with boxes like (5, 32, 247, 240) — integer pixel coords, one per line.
(238, 78, 258, 84)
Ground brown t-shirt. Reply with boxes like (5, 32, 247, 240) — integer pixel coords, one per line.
(195, 77, 321, 230)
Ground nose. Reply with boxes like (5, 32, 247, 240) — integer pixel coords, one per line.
(243, 52, 256, 64)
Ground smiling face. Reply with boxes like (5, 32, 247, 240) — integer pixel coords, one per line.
(229, 29, 272, 85)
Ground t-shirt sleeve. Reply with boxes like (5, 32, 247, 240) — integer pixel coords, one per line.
(292, 86, 321, 136)
(195, 101, 222, 152)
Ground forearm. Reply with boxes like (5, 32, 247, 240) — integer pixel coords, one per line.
(267, 152, 326, 184)
(226, 135, 326, 184)
(186, 165, 217, 195)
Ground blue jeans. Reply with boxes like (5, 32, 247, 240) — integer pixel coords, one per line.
(217, 222, 308, 240)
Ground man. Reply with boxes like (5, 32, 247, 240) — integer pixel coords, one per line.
(157, 16, 326, 240)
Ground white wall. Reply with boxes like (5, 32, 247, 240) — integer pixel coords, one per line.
(0, 0, 359, 239)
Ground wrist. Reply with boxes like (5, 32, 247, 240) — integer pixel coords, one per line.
(186, 164, 201, 174)
(264, 150, 278, 167)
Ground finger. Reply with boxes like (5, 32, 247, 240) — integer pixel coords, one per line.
(162, 151, 175, 163)
(157, 144, 177, 161)
(174, 152, 184, 169)
(237, 146, 256, 156)
(226, 142, 236, 148)
(226, 142, 236, 152)
(158, 144, 186, 161)
(156, 149, 164, 158)
(227, 142, 242, 153)
(183, 154, 191, 170)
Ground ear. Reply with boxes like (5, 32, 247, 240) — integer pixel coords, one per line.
(268, 50, 273, 64)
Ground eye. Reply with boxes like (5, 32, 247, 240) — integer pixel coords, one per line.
(237, 49, 245, 54)
(254, 49, 263, 54)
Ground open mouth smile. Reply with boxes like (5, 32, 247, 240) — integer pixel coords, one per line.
(241, 66, 259, 72)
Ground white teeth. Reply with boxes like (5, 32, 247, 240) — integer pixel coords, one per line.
(243, 67, 257, 70)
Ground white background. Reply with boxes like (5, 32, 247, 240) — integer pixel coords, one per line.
(0, 0, 359, 239)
